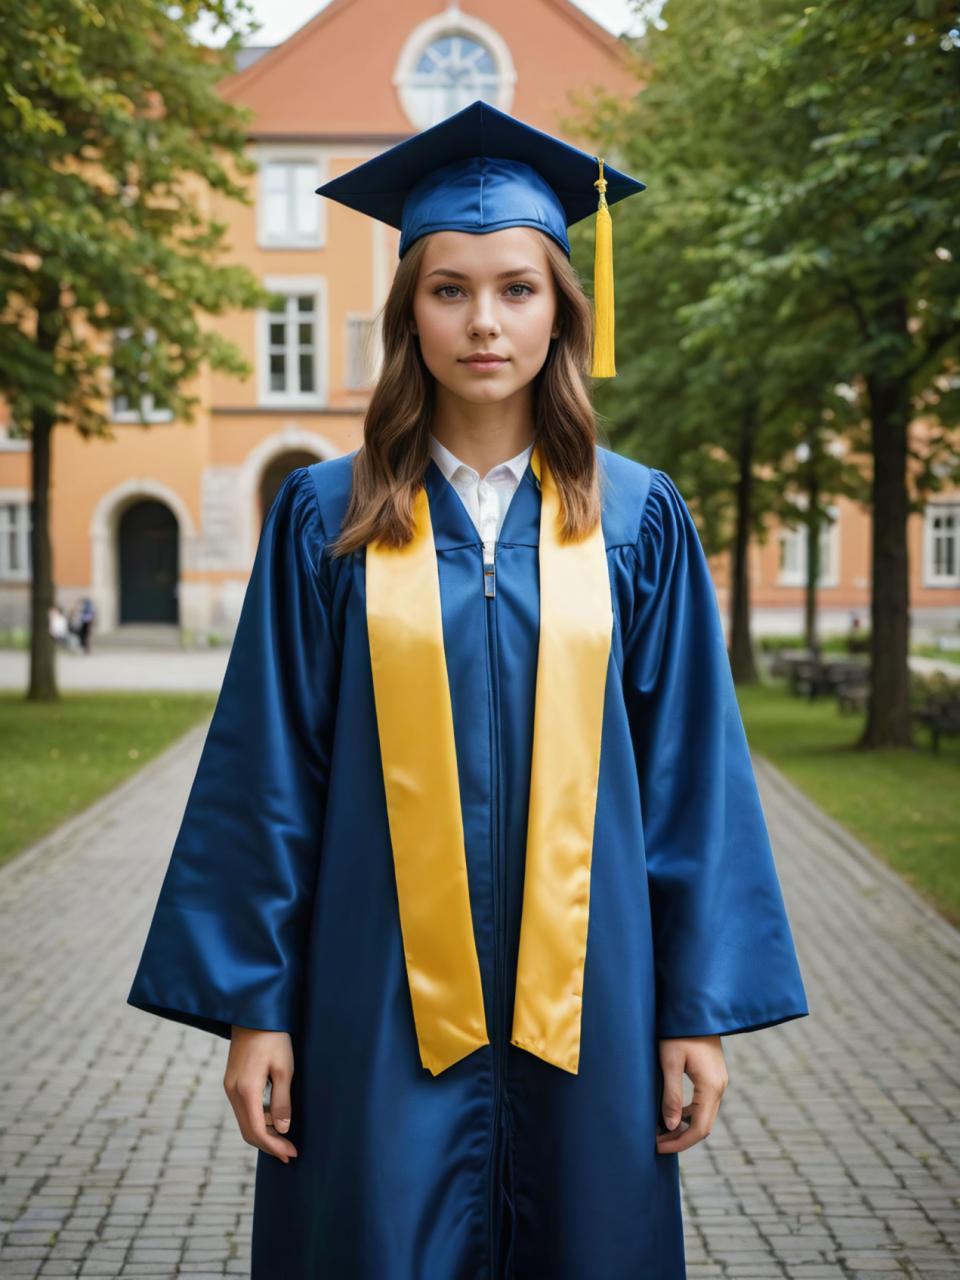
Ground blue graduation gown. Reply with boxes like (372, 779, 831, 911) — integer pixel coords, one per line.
(127, 446, 809, 1279)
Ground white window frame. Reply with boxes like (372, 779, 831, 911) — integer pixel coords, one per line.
(256, 145, 327, 250)
(393, 12, 516, 130)
(109, 327, 174, 424)
(344, 312, 382, 391)
(257, 276, 328, 408)
(777, 502, 840, 588)
(923, 500, 960, 587)
(0, 491, 31, 582)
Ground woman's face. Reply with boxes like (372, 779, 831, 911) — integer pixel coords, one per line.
(411, 227, 559, 406)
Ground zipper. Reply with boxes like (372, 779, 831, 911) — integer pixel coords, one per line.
(483, 551, 496, 600)
(483, 539, 509, 1275)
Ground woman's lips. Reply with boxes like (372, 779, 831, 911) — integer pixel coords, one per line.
(460, 356, 508, 371)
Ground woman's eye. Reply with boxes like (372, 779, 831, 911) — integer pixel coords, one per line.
(433, 282, 533, 299)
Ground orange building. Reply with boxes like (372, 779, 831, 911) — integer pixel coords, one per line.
(0, 0, 957, 645)
(713, 425, 960, 641)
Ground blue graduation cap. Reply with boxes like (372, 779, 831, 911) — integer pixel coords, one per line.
(315, 99, 646, 377)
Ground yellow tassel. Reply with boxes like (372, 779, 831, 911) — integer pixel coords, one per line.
(590, 156, 616, 378)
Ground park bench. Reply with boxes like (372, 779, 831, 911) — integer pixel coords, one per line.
(787, 655, 870, 702)
(911, 693, 960, 753)
(834, 664, 870, 713)
(768, 648, 806, 678)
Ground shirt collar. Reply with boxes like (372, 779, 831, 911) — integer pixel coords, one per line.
(429, 432, 533, 485)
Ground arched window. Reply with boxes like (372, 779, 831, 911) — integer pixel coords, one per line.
(394, 12, 516, 130)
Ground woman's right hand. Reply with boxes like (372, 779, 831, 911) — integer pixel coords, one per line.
(224, 1026, 298, 1164)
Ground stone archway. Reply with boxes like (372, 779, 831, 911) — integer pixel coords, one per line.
(89, 480, 198, 633)
(238, 427, 339, 566)
(259, 449, 321, 527)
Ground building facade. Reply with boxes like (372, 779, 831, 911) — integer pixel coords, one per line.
(714, 427, 960, 642)
(0, 0, 957, 645)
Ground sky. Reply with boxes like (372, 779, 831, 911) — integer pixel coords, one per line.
(199, 0, 650, 47)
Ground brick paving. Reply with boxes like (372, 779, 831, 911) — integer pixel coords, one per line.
(0, 722, 958, 1278)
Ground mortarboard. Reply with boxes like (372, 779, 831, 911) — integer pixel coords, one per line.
(315, 99, 646, 377)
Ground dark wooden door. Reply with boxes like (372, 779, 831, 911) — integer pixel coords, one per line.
(119, 500, 179, 623)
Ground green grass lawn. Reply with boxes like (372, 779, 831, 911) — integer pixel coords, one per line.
(912, 643, 960, 665)
(0, 690, 216, 869)
(738, 679, 960, 927)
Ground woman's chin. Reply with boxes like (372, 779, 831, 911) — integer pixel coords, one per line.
(442, 373, 522, 405)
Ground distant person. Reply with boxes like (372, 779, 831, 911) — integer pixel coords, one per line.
(77, 597, 96, 653)
(66, 600, 84, 651)
(48, 603, 69, 648)
(847, 610, 865, 653)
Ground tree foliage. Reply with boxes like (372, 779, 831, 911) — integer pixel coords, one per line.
(0, 0, 268, 701)
(570, 0, 959, 732)
(0, 0, 267, 436)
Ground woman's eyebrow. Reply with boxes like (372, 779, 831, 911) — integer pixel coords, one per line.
(424, 266, 544, 280)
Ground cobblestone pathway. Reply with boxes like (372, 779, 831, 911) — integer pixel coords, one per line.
(0, 725, 957, 1278)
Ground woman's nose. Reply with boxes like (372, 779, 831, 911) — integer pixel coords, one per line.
(467, 296, 502, 338)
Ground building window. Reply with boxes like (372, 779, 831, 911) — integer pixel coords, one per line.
(924, 502, 960, 586)
(408, 36, 499, 126)
(0, 498, 31, 581)
(394, 14, 516, 130)
(777, 504, 839, 588)
(0, 424, 30, 453)
(258, 278, 327, 407)
(257, 148, 326, 249)
(109, 328, 174, 423)
(345, 314, 380, 390)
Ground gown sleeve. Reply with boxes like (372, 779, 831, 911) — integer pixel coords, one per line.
(623, 467, 810, 1039)
(126, 465, 338, 1040)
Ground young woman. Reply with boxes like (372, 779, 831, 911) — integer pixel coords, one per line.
(128, 101, 808, 1279)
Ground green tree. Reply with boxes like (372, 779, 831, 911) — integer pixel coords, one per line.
(0, 0, 269, 700)
(702, 0, 960, 744)
(570, 0, 865, 681)
(575, 0, 960, 743)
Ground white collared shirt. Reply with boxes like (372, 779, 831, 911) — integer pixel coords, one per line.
(428, 433, 534, 564)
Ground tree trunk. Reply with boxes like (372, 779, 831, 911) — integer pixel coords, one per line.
(804, 464, 820, 656)
(861, 353, 912, 748)
(728, 413, 758, 683)
(26, 293, 62, 702)
(27, 407, 57, 700)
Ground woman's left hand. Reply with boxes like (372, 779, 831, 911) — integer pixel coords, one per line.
(655, 1035, 728, 1154)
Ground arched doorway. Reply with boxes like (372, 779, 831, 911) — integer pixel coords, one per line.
(118, 499, 179, 623)
(259, 450, 320, 527)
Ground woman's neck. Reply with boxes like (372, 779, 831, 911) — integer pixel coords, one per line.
(430, 385, 535, 474)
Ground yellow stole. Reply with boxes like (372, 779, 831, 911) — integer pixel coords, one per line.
(365, 443, 612, 1076)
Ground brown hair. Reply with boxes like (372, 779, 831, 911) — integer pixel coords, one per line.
(328, 229, 604, 558)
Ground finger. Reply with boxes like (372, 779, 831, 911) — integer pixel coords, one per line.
(687, 1061, 726, 1139)
(656, 1087, 717, 1153)
(265, 1061, 293, 1137)
(705, 1076, 725, 1134)
(236, 1080, 298, 1163)
(655, 1106, 699, 1153)
(658, 1049, 686, 1132)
